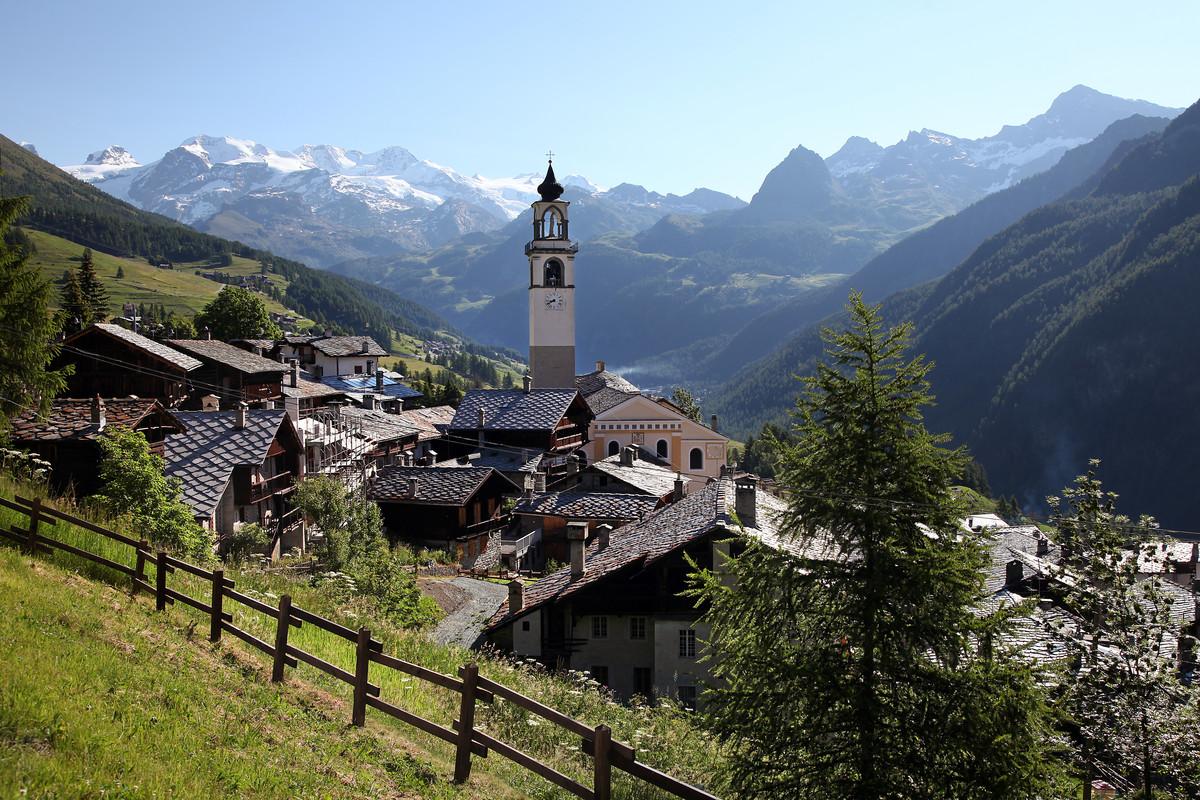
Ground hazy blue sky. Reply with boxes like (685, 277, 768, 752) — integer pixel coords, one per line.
(5, 0, 1198, 198)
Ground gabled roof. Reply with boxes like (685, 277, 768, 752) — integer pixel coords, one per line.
(514, 491, 661, 522)
(310, 336, 387, 358)
(164, 410, 292, 519)
(983, 525, 1059, 593)
(69, 323, 202, 372)
(438, 448, 544, 474)
(590, 451, 680, 497)
(368, 465, 517, 506)
(390, 405, 455, 443)
(167, 339, 288, 376)
(450, 389, 584, 432)
(9, 399, 184, 442)
(321, 372, 422, 399)
(282, 371, 347, 400)
(339, 406, 421, 445)
(584, 387, 640, 415)
(490, 477, 795, 629)
(574, 368, 639, 398)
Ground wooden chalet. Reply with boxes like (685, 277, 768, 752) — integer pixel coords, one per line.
(367, 465, 519, 562)
(54, 323, 203, 407)
(446, 388, 592, 458)
(167, 337, 287, 409)
(164, 408, 305, 557)
(7, 397, 184, 495)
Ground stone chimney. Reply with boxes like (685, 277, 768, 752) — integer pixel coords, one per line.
(522, 373, 532, 393)
(402, 452, 414, 467)
(734, 475, 757, 528)
(534, 471, 547, 493)
(567, 521, 587, 578)
(596, 523, 612, 550)
(363, 393, 376, 411)
(710, 414, 719, 433)
(1006, 559, 1024, 588)
(234, 402, 248, 430)
(91, 395, 106, 430)
(673, 473, 685, 502)
(508, 579, 524, 613)
(289, 359, 299, 388)
(523, 474, 534, 499)
(1036, 533, 1049, 557)
(375, 367, 385, 391)
(202, 325, 212, 340)
(595, 359, 605, 373)
(407, 477, 418, 498)
(477, 407, 486, 447)
(620, 446, 637, 467)
(360, 339, 370, 354)
(201, 394, 219, 412)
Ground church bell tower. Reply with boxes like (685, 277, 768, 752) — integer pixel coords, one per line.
(527, 159, 578, 388)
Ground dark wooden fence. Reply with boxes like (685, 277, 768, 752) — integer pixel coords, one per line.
(0, 492, 719, 800)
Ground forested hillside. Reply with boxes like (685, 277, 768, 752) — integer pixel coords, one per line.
(715, 98, 1200, 525)
(0, 135, 451, 349)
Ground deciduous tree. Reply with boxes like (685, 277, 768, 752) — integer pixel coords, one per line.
(194, 285, 281, 341)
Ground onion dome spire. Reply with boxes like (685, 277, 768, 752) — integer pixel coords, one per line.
(537, 158, 564, 201)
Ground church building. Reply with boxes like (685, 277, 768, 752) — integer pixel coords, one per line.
(527, 160, 578, 389)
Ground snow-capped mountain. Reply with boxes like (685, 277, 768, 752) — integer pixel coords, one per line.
(63, 135, 743, 267)
(825, 85, 1182, 219)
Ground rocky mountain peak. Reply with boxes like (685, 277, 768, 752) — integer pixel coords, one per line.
(84, 145, 139, 167)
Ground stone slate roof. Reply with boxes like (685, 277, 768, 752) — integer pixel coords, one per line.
(438, 449, 544, 474)
(574, 368, 639, 397)
(390, 405, 455, 443)
(584, 387, 640, 415)
(368, 465, 516, 506)
(80, 323, 203, 372)
(321, 372, 422, 400)
(450, 389, 580, 432)
(9, 399, 182, 442)
(590, 452, 680, 497)
(167, 339, 288, 375)
(310, 336, 388, 357)
(983, 526, 1060, 594)
(282, 371, 346, 400)
(164, 410, 290, 519)
(339, 406, 421, 444)
(514, 491, 660, 521)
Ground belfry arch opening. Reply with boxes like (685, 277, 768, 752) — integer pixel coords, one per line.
(539, 207, 564, 239)
(544, 258, 564, 287)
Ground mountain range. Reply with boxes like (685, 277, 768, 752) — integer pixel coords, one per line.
(711, 96, 1200, 526)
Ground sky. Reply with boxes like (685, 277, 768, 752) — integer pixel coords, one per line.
(4, 0, 1198, 199)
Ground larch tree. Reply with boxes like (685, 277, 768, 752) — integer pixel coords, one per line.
(1047, 462, 1200, 798)
(669, 386, 703, 424)
(0, 192, 68, 433)
(691, 293, 1060, 799)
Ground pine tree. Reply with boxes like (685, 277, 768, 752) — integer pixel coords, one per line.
(76, 248, 109, 322)
(0, 192, 69, 432)
(115, 265, 125, 279)
(669, 386, 703, 423)
(57, 270, 91, 334)
(1048, 462, 1200, 797)
(692, 293, 1058, 799)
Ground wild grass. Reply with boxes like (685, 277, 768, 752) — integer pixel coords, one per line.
(0, 476, 725, 799)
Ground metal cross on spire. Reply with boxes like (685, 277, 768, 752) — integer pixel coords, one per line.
(545, 149, 555, 162)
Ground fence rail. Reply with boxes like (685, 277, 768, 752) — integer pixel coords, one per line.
(0, 492, 719, 800)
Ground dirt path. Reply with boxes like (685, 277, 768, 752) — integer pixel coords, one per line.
(425, 577, 508, 649)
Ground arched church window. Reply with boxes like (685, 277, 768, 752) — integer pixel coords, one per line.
(608, 440, 620, 457)
(656, 439, 669, 459)
(544, 258, 563, 287)
(689, 448, 703, 470)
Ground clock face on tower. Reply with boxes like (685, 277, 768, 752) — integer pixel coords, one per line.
(545, 291, 564, 310)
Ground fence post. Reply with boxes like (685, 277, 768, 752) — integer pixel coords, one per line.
(210, 569, 224, 643)
(133, 540, 149, 594)
(155, 551, 168, 611)
(593, 724, 612, 800)
(25, 497, 41, 553)
(454, 662, 479, 784)
(352, 627, 371, 727)
(271, 594, 292, 683)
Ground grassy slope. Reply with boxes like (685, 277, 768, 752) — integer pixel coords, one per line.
(27, 228, 309, 322)
(0, 547, 463, 799)
(0, 480, 722, 799)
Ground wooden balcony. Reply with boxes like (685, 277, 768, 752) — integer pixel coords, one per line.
(249, 471, 294, 504)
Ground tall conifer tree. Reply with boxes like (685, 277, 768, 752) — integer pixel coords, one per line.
(0, 192, 68, 431)
(692, 293, 1058, 799)
(58, 270, 90, 334)
(76, 248, 109, 322)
